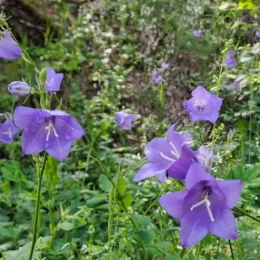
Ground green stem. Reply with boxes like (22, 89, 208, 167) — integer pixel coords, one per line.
(229, 240, 235, 260)
(196, 242, 201, 260)
(234, 207, 260, 223)
(29, 153, 48, 260)
(48, 189, 56, 247)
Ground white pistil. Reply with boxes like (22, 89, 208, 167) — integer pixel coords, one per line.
(160, 152, 175, 162)
(45, 121, 59, 141)
(190, 193, 215, 222)
(169, 142, 180, 159)
(2, 127, 13, 139)
(194, 98, 205, 111)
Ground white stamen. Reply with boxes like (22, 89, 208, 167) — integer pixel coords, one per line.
(45, 121, 59, 141)
(169, 142, 180, 158)
(160, 152, 175, 162)
(190, 193, 214, 222)
(2, 127, 13, 139)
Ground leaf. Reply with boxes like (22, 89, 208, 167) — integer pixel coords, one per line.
(59, 221, 74, 231)
(134, 214, 152, 227)
(122, 192, 133, 207)
(98, 174, 111, 192)
(164, 253, 182, 260)
(117, 177, 126, 196)
(86, 196, 107, 208)
(136, 230, 154, 244)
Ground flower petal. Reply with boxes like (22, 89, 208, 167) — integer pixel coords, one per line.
(133, 163, 166, 182)
(217, 180, 243, 208)
(209, 208, 238, 240)
(167, 145, 196, 180)
(159, 190, 188, 219)
(46, 137, 72, 162)
(180, 206, 209, 247)
(14, 106, 50, 129)
(0, 38, 21, 60)
(185, 162, 214, 190)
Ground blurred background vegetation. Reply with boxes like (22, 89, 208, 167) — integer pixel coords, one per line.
(0, 0, 260, 259)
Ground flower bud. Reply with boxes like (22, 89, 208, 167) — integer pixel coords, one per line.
(8, 81, 31, 96)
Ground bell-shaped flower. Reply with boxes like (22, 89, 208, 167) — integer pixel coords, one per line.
(134, 123, 195, 182)
(192, 30, 202, 38)
(8, 81, 31, 96)
(183, 86, 223, 123)
(161, 62, 169, 70)
(13, 106, 85, 162)
(115, 111, 136, 130)
(0, 117, 18, 144)
(224, 50, 237, 69)
(44, 67, 64, 93)
(0, 32, 22, 60)
(195, 146, 214, 172)
(159, 162, 243, 248)
(152, 70, 163, 85)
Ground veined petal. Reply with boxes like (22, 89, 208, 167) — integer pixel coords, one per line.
(0, 38, 21, 60)
(159, 190, 188, 219)
(21, 125, 46, 155)
(134, 163, 161, 182)
(53, 115, 85, 141)
(217, 180, 243, 208)
(180, 206, 209, 247)
(14, 106, 50, 129)
(46, 137, 72, 162)
(185, 162, 214, 190)
(167, 145, 196, 181)
(209, 208, 238, 240)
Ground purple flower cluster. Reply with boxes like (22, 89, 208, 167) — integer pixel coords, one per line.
(224, 50, 237, 69)
(151, 61, 169, 85)
(134, 84, 243, 247)
(0, 30, 85, 162)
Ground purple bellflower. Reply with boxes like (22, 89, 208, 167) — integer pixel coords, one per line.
(255, 30, 260, 38)
(44, 67, 64, 93)
(224, 50, 237, 69)
(225, 81, 239, 91)
(195, 146, 214, 172)
(152, 70, 163, 85)
(0, 116, 18, 144)
(161, 62, 169, 70)
(13, 106, 85, 162)
(183, 86, 223, 123)
(159, 162, 243, 248)
(115, 111, 136, 130)
(8, 81, 31, 96)
(0, 32, 22, 60)
(192, 30, 202, 38)
(134, 123, 196, 182)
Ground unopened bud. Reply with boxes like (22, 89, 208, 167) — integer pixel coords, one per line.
(8, 81, 31, 96)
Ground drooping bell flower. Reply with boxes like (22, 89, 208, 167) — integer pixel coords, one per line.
(224, 50, 237, 69)
(195, 146, 214, 172)
(44, 67, 64, 93)
(183, 86, 223, 123)
(115, 111, 136, 130)
(0, 32, 22, 60)
(152, 70, 163, 85)
(0, 115, 18, 144)
(159, 162, 243, 248)
(8, 81, 31, 96)
(13, 106, 85, 162)
(192, 30, 202, 38)
(134, 123, 195, 182)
